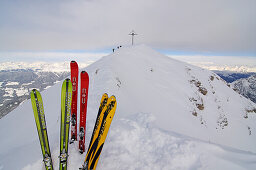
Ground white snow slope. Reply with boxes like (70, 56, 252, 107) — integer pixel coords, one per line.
(1, 45, 256, 170)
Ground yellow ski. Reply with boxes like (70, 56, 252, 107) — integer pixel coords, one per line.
(80, 95, 117, 170)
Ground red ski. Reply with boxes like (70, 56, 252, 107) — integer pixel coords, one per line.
(70, 61, 79, 143)
(79, 71, 89, 153)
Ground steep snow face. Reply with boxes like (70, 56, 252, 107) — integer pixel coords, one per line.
(231, 74, 256, 103)
(0, 45, 256, 170)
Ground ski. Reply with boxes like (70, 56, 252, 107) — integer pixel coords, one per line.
(59, 79, 72, 170)
(80, 95, 117, 170)
(79, 93, 109, 170)
(79, 71, 89, 153)
(70, 61, 79, 143)
(31, 89, 53, 170)
(87, 93, 108, 153)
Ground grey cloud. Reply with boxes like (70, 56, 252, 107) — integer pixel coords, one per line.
(0, 0, 255, 55)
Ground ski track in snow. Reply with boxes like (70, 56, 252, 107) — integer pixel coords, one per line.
(1, 45, 256, 170)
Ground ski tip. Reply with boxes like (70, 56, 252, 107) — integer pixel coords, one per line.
(103, 93, 108, 97)
(81, 71, 89, 79)
(109, 95, 116, 100)
(62, 79, 72, 91)
(30, 89, 39, 96)
(32, 89, 37, 93)
(70, 60, 78, 70)
(81, 71, 88, 75)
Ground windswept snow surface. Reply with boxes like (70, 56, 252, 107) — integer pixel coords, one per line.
(1, 45, 256, 170)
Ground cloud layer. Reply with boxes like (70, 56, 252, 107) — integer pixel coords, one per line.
(0, 0, 255, 55)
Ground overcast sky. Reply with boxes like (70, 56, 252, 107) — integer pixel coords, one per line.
(0, 0, 255, 56)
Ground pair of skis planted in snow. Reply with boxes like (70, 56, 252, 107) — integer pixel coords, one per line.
(31, 78, 72, 170)
(80, 93, 117, 170)
(70, 61, 89, 154)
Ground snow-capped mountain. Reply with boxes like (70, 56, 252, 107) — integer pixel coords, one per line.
(0, 69, 69, 119)
(213, 70, 255, 83)
(0, 62, 93, 119)
(0, 45, 256, 170)
(0, 61, 92, 73)
(169, 55, 256, 73)
(231, 74, 256, 103)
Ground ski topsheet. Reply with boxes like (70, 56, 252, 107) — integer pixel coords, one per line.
(79, 71, 89, 153)
(80, 94, 117, 170)
(31, 89, 53, 170)
(87, 93, 108, 152)
(59, 79, 72, 170)
(70, 61, 79, 143)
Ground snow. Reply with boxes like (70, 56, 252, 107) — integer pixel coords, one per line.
(2, 87, 28, 97)
(3, 88, 14, 97)
(22, 82, 34, 86)
(0, 45, 256, 170)
(6, 82, 19, 86)
(44, 86, 51, 90)
(15, 88, 29, 97)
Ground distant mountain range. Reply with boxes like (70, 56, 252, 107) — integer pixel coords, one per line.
(0, 69, 69, 118)
(0, 61, 93, 119)
(0, 62, 255, 120)
(230, 74, 256, 103)
(213, 71, 256, 103)
(213, 70, 255, 83)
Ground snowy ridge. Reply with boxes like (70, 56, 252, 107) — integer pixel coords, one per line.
(0, 45, 256, 170)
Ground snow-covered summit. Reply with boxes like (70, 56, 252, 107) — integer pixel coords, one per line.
(88, 44, 256, 150)
(0, 45, 256, 170)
